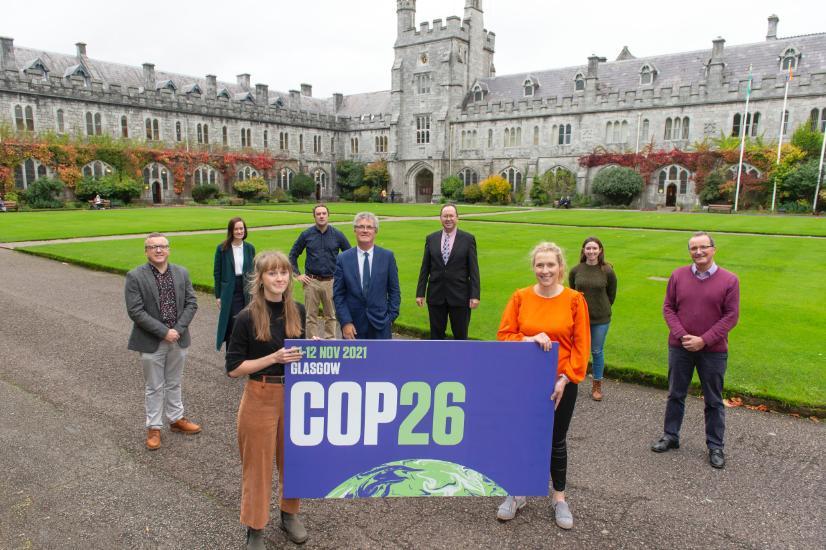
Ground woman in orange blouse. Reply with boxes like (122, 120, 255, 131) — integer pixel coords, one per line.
(495, 242, 590, 530)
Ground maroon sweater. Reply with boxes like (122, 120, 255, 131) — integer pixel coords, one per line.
(663, 265, 740, 352)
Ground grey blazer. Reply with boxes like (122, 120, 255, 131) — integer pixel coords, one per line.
(125, 263, 198, 353)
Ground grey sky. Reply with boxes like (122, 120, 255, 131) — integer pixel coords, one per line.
(2, 0, 823, 98)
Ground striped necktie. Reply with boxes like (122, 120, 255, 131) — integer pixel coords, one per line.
(442, 234, 450, 264)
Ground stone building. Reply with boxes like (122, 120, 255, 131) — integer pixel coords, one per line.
(1, 1, 825, 207)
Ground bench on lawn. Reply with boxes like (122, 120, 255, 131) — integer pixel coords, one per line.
(88, 199, 112, 209)
(1, 200, 17, 212)
(708, 204, 733, 214)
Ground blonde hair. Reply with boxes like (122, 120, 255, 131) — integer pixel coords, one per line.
(530, 242, 567, 284)
(246, 251, 302, 341)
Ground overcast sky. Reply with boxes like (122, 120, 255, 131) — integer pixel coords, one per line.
(2, 0, 824, 97)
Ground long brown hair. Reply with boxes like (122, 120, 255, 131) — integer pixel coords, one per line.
(579, 236, 611, 270)
(246, 251, 302, 341)
(221, 217, 247, 251)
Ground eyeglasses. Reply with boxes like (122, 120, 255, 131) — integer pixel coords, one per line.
(689, 245, 714, 252)
(354, 225, 376, 231)
(145, 244, 170, 251)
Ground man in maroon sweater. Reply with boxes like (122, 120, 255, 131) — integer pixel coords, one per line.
(651, 232, 740, 469)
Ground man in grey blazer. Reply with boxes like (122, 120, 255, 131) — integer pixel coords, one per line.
(125, 233, 200, 450)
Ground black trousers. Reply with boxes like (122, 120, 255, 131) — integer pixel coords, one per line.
(551, 381, 578, 492)
(224, 275, 246, 347)
(663, 346, 727, 449)
(427, 303, 471, 340)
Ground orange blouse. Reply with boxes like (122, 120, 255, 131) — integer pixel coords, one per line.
(497, 286, 591, 384)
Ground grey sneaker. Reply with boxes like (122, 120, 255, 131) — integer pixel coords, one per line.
(245, 527, 265, 550)
(280, 511, 308, 544)
(496, 495, 527, 521)
(553, 500, 574, 529)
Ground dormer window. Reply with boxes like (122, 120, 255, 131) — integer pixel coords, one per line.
(271, 96, 285, 108)
(640, 64, 655, 85)
(24, 57, 49, 77)
(183, 83, 202, 96)
(63, 64, 90, 80)
(574, 73, 585, 91)
(470, 82, 488, 103)
(217, 88, 231, 100)
(780, 47, 799, 71)
(523, 77, 538, 97)
(155, 80, 177, 92)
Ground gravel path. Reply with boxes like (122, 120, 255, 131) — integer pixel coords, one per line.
(0, 248, 823, 549)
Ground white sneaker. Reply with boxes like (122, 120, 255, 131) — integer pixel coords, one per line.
(496, 495, 527, 521)
(553, 500, 574, 529)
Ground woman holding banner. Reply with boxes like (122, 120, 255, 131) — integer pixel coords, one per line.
(569, 236, 617, 401)
(495, 242, 590, 530)
(226, 251, 308, 547)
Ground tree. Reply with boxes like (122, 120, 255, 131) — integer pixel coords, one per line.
(791, 124, 824, 159)
(364, 160, 390, 190)
(531, 169, 576, 205)
(480, 175, 512, 204)
(336, 160, 365, 200)
(290, 173, 315, 200)
(191, 183, 220, 203)
(233, 176, 268, 199)
(591, 166, 643, 205)
(23, 177, 64, 209)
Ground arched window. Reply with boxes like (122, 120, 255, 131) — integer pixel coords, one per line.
(744, 112, 760, 137)
(14, 158, 48, 189)
(504, 128, 510, 147)
(24, 106, 34, 131)
(240, 128, 251, 147)
(350, 137, 359, 154)
(728, 163, 761, 179)
(664, 118, 672, 140)
(657, 165, 692, 195)
(613, 121, 621, 144)
(732, 113, 742, 137)
(558, 124, 572, 145)
(222, 125, 228, 146)
(487, 128, 493, 148)
(145, 118, 159, 141)
(781, 47, 798, 71)
(641, 119, 649, 140)
(263, 130, 268, 149)
(86, 112, 96, 136)
(605, 121, 613, 142)
(574, 73, 585, 91)
(782, 110, 790, 136)
(314, 169, 328, 191)
(57, 109, 65, 133)
(640, 65, 654, 85)
(810, 109, 820, 132)
(458, 168, 479, 186)
(500, 166, 523, 191)
(94, 113, 102, 135)
(14, 105, 24, 131)
(193, 164, 219, 186)
(533, 126, 540, 145)
(682, 117, 690, 140)
(175, 121, 182, 142)
(278, 168, 294, 190)
(197, 124, 203, 144)
(81, 160, 114, 179)
(523, 78, 536, 97)
(120, 115, 128, 138)
(279, 131, 289, 150)
(236, 165, 259, 181)
(142, 162, 170, 191)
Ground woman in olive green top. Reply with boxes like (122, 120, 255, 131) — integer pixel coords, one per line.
(568, 237, 617, 401)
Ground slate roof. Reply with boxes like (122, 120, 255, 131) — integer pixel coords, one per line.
(475, 33, 826, 104)
(330, 90, 392, 118)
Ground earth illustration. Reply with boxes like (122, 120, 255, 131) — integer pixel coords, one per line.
(326, 458, 507, 498)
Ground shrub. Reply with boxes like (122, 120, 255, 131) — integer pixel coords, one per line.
(698, 169, 728, 205)
(781, 159, 820, 203)
(191, 183, 220, 203)
(440, 176, 463, 200)
(364, 160, 390, 189)
(479, 175, 512, 204)
(530, 176, 549, 205)
(791, 124, 824, 159)
(270, 188, 289, 202)
(290, 173, 316, 200)
(22, 177, 64, 209)
(591, 166, 644, 205)
(110, 175, 143, 204)
(74, 176, 113, 202)
(233, 176, 268, 199)
(352, 185, 372, 202)
(463, 184, 482, 203)
(4, 191, 19, 202)
(336, 160, 365, 200)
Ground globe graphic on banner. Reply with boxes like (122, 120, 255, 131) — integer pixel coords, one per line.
(326, 458, 508, 497)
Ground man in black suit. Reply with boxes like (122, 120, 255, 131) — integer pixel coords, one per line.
(416, 204, 481, 340)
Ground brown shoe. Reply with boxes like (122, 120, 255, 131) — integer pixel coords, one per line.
(146, 428, 161, 450)
(591, 379, 603, 401)
(170, 417, 202, 434)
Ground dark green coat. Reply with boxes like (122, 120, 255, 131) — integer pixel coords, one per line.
(213, 241, 255, 349)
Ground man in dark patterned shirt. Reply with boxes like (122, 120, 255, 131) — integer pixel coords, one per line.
(125, 233, 200, 450)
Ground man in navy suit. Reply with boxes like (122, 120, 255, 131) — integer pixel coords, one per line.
(416, 203, 480, 340)
(333, 212, 401, 339)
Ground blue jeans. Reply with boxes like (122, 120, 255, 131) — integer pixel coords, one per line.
(590, 322, 611, 380)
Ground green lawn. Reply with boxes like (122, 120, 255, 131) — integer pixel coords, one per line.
(0, 207, 351, 242)
(234, 203, 526, 217)
(464, 209, 826, 237)
(19, 219, 826, 412)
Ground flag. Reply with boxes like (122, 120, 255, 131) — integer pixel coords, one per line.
(787, 65, 794, 81)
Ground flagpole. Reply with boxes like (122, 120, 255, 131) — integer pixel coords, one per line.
(814, 126, 825, 213)
(734, 65, 753, 213)
(772, 69, 791, 212)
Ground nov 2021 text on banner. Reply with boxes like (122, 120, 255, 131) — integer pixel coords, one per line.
(283, 339, 558, 499)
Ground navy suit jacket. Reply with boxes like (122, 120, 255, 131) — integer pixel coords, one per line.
(333, 245, 401, 334)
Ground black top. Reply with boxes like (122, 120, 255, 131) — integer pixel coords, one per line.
(225, 300, 306, 376)
(289, 225, 351, 277)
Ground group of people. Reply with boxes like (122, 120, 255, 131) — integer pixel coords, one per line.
(123, 204, 739, 547)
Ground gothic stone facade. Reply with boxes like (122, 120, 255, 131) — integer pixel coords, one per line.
(2, 1, 825, 207)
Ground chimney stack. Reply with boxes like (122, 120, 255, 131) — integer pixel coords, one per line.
(586, 55, 606, 79)
(767, 14, 779, 40)
(142, 63, 155, 90)
(255, 83, 269, 104)
(333, 93, 344, 111)
(289, 89, 301, 109)
(75, 42, 87, 57)
(237, 73, 250, 90)
(711, 37, 725, 61)
(0, 36, 17, 72)
(300, 83, 312, 97)
(205, 74, 217, 97)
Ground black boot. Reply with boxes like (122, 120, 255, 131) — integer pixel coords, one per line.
(245, 527, 265, 550)
(280, 511, 308, 544)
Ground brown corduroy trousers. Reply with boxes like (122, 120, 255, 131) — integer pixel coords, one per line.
(237, 379, 299, 530)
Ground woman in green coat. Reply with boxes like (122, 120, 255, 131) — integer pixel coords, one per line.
(214, 217, 256, 351)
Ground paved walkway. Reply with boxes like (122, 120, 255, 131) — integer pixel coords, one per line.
(0, 248, 823, 549)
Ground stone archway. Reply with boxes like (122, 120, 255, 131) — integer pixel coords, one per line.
(415, 169, 434, 203)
